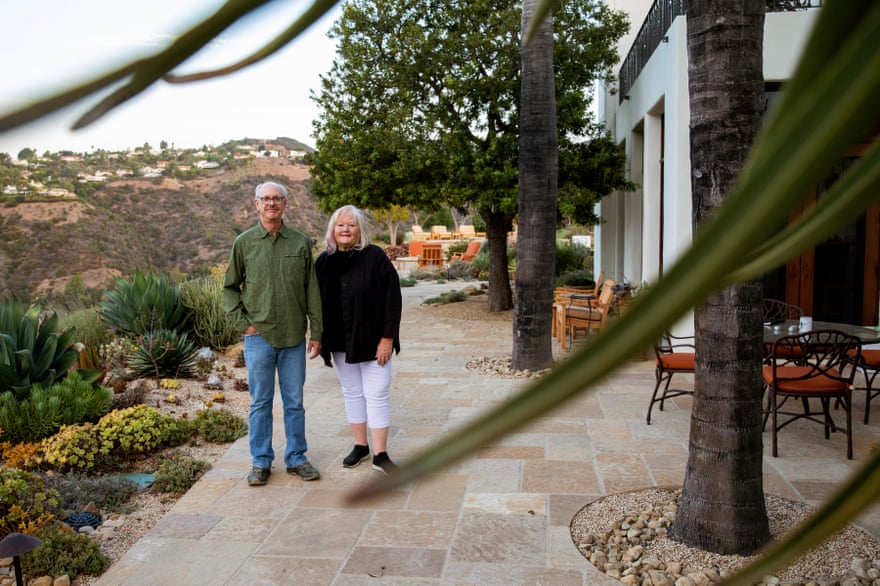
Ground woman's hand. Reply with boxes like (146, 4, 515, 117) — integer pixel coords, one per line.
(376, 337, 393, 366)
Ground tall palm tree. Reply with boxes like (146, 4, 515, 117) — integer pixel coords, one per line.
(670, 0, 772, 554)
(512, 0, 558, 371)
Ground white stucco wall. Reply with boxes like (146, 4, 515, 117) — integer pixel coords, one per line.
(597, 6, 821, 337)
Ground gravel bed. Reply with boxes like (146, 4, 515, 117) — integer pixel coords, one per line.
(571, 487, 880, 586)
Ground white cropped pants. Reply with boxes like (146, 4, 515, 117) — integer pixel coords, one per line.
(331, 353, 392, 429)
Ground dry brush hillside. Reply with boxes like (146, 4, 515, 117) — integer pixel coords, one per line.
(0, 158, 328, 299)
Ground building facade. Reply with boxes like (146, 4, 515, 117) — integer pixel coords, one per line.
(596, 1, 877, 328)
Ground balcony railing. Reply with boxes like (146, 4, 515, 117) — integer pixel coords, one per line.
(617, 0, 823, 104)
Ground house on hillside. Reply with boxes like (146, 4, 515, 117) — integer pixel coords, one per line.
(596, 1, 877, 328)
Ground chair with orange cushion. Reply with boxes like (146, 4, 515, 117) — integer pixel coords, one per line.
(849, 348, 880, 424)
(763, 329, 861, 459)
(647, 332, 696, 424)
(762, 298, 803, 364)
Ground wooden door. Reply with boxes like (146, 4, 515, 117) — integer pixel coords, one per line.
(780, 150, 880, 326)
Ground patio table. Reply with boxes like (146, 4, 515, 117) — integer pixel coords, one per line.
(764, 320, 880, 346)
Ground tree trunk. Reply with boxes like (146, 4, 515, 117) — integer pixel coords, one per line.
(481, 209, 514, 312)
(671, 0, 771, 555)
(512, 0, 557, 371)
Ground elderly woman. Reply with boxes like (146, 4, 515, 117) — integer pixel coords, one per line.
(315, 205, 402, 474)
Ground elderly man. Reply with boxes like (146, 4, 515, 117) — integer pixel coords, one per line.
(223, 181, 323, 486)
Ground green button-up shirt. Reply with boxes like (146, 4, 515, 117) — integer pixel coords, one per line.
(223, 222, 323, 348)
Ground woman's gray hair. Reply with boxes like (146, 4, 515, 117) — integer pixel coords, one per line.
(324, 205, 371, 253)
(254, 181, 288, 200)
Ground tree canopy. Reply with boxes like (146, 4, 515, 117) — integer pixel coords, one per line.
(308, 0, 628, 308)
(310, 0, 628, 216)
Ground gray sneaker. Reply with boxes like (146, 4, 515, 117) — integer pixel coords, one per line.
(287, 461, 321, 481)
(247, 467, 270, 486)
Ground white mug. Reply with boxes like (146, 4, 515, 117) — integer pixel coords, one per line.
(799, 316, 813, 331)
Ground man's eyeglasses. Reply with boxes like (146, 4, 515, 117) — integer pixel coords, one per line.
(259, 197, 285, 204)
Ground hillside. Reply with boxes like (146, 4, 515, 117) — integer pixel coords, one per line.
(0, 157, 328, 300)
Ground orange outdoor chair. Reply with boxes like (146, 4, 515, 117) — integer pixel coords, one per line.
(762, 329, 861, 459)
(450, 239, 483, 263)
(417, 243, 444, 268)
(848, 348, 880, 424)
(647, 332, 696, 424)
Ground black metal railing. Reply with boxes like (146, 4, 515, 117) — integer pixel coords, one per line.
(617, 0, 823, 104)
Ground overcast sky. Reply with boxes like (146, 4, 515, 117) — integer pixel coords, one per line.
(0, 0, 341, 157)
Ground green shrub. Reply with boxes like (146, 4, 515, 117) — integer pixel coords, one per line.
(40, 423, 109, 471)
(446, 241, 468, 260)
(44, 473, 138, 517)
(179, 275, 240, 351)
(424, 290, 468, 305)
(194, 408, 247, 443)
(41, 405, 194, 472)
(0, 468, 63, 537)
(469, 250, 490, 279)
(126, 329, 198, 379)
(22, 522, 108, 579)
(446, 261, 477, 280)
(555, 242, 592, 275)
(152, 449, 211, 494)
(95, 405, 194, 458)
(0, 370, 113, 444)
(0, 298, 79, 400)
(408, 268, 445, 280)
(60, 306, 115, 351)
(99, 270, 188, 336)
(399, 277, 417, 287)
(555, 269, 598, 288)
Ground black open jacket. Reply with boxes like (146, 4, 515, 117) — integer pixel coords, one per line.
(315, 244, 402, 366)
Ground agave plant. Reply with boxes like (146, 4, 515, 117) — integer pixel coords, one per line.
(99, 270, 189, 337)
(125, 329, 199, 380)
(0, 298, 79, 400)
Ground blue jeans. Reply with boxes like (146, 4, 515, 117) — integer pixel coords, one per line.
(243, 334, 308, 468)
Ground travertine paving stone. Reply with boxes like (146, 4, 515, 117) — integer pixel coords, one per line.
(95, 280, 880, 585)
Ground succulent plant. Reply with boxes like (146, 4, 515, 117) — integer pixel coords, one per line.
(0, 298, 80, 400)
(99, 270, 188, 337)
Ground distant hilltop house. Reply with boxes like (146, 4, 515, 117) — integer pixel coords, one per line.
(255, 149, 281, 158)
(194, 160, 220, 169)
(2, 185, 73, 198)
(139, 166, 164, 178)
(41, 187, 74, 198)
(78, 171, 110, 182)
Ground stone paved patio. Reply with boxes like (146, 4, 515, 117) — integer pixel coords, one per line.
(95, 281, 880, 585)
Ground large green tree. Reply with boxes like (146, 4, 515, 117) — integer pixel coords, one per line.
(308, 0, 628, 311)
(670, 0, 772, 555)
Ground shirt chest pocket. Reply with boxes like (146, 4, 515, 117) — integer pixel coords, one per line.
(280, 253, 306, 280)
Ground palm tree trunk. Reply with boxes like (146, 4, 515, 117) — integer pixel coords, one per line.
(671, 0, 772, 555)
(512, 0, 558, 371)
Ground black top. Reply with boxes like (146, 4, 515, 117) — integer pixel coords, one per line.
(315, 244, 402, 366)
